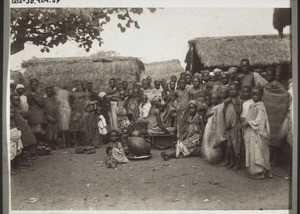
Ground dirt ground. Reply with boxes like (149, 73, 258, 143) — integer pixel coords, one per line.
(11, 146, 291, 211)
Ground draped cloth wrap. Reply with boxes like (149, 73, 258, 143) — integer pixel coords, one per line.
(263, 81, 290, 147)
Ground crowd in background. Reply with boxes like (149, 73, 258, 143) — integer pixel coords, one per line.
(10, 59, 293, 179)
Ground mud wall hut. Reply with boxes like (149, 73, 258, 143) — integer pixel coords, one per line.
(21, 56, 145, 93)
(142, 59, 185, 80)
(185, 34, 291, 75)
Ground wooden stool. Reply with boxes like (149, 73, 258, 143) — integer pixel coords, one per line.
(149, 134, 175, 150)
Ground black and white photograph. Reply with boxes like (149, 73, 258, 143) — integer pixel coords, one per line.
(4, 1, 297, 213)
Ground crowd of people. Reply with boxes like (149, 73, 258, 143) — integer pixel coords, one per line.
(10, 59, 293, 179)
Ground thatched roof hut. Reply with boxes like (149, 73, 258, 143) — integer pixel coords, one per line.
(143, 59, 184, 80)
(185, 34, 291, 74)
(22, 56, 145, 92)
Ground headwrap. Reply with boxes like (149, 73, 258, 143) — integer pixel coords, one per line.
(213, 68, 223, 76)
(228, 67, 238, 74)
(10, 80, 15, 84)
(209, 72, 215, 76)
(194, 73, 202, 79)
(201, 70, 209, 74)
(98, 92, 107, 98)
(30, 78, 38, 84)
(15, 84, 25, 90)
(188, 100, 198, 108)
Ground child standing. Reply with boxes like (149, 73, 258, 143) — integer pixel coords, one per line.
(223, 83, 243, 170)
(243, 86, 271, 179)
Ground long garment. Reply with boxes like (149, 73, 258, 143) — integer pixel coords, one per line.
(44, 96, 60, 141)
(56, 88, 71, 131)
(116, 100, 130, 131)
(70, 91, 89, 132)
(11, 105, 37, 147)
(175, 87, 191, 137)
(27, 91, 47, 133)
(82, 112, 101, 146)
(109, 101, 118, 130)
(176, 113, 203, 157)
(224, 101, 242, 157)
(244, 101, 270, 176)
(19, 95, 29, 112)
(241, 99, 254, 121)
(189, 87, 205, 107)
(263, 80, 290, 147)
(202, 103, 226, 164)
(10, 127, 23, 160)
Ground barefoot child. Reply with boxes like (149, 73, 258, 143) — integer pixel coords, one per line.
(243, 86, 271, 179)
(223, 83, 243, 170)
(107, 130, 129, 164)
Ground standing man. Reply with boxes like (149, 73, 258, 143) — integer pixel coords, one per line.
(238, 59, 267, 90)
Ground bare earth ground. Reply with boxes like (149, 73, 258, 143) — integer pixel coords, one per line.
(11, 147, 291, 210)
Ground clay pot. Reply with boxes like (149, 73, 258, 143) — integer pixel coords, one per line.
(128, 136, 151, 156)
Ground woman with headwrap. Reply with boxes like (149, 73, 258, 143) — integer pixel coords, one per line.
(15, 84, 29, 113)
(161, 100, 204, 160)
(27, 78, 47, 146)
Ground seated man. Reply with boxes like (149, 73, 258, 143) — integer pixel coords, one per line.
(146, 96, 175, 135)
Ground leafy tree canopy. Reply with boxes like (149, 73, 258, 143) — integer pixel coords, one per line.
(273, 8, 291, 38)
(10, 8, 156, 55)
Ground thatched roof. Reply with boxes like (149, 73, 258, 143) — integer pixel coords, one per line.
(22, 56, 145, 92)
(142, 59, 184, 80)
(10, 70, 24, 84)
(189, 34, 291, 69)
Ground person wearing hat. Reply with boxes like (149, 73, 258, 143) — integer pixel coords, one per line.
(161, 100, 204, 160)
(15, 84, 29, 113)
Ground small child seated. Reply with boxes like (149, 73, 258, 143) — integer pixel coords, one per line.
(106, 130, 129, 164)
(105, 146, 118, 169)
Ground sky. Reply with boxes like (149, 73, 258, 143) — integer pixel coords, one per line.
(10, 7, 290, 71)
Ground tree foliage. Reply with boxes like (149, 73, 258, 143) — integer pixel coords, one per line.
(273, 8, 291, 38)
(10, 8, 156, 55)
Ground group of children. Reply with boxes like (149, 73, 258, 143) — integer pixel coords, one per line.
(9, 58, 293, 179)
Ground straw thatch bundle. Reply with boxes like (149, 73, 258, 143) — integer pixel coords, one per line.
(22, 56, 145, 92)
(142, 59, 184, 81)
(188, 34, 291, 70)
(10, 70, 24, 84)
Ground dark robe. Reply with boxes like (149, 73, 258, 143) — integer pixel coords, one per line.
(11, 105, 37, 147)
